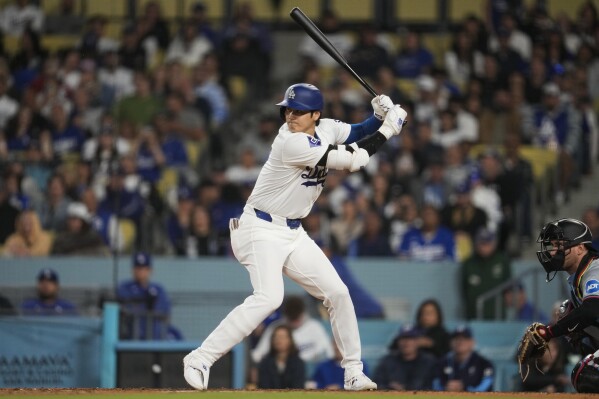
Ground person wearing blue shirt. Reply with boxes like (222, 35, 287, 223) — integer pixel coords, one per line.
(502, 283, 549, 324)
(393, 31, 434, 79)
(116, 252, 181, 340)
(433, 326, 494, 392)
(399, 205, 456, 261)
(21, 268, 78, 316)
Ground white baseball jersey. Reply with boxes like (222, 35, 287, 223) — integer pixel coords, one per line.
(247, 118, 351, 219)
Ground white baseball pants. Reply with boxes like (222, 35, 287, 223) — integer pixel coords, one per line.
(194, 206, 363, 371)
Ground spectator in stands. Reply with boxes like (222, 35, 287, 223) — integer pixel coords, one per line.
(374, 66, 405, 105)
(117, 252, 181, 340)
(3, 165, 33, 211)
(48, 103, 86, 161)
(582, 207, 599, 250)
(44, 0, 85, 35)
(414, 75, 439, 124)
(164, 91, 206, 142)
(3, 210, 51, 257)
(575, 93, 598, 177)
(252, 295, 333, 364)
(414, 299, 451, 359)
(118, 24, 147, 72)
(490, 11, 532, 61)
(184, 204, 224, 257)
(349, 26, 390, 81)
(0, 105, 48, 159)
(0, 293, 16, 315)
(374, 324, 436, 390)
(461, 228, 511, 320)
(299, 9, 352, 69)
(312, 339, 370, 390)
(10, 27, 47, 93)
(0, 0, 44, 37)
(70, 87, 103, 137)
(0, 73, 19, 132)
(166, 186, 194, 256)
(502, 282, 548, 323)
(113, 72, 163, 130)
(98, 50, 135, 107)
(139, 1, 170, 50)
(351, 207, 393, 257)
(521, 337, 569, 392)
(330, 198, 364, 256)
(388, 193, 419, 255)
(393, 31, 434, 79)
(189, 2, 218, 47)
(0, 178, 20, 245)
(469, 168, 502, 233)
(21, 268, 77, 316)
(433, 325, 494, 392)
(524, 56, 548, 105)
(166, 19, 213, 68)
(192, 54, 229, 128)
(78, 15, 119, 59)
(257, 325, 306, 389)
(399, 204, 455, 261)
(522, 82, 581, 205)
(444, 29, 484, 90)
(225, 146, 261, 186)
(51, 202, 107, 255)
(441, 180, 488, 242)
(35, 173, 71, 231)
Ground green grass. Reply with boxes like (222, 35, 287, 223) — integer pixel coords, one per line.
(0, 391, 583, 399)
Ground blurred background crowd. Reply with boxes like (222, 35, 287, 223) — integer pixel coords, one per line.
(0, 0, 598, 262)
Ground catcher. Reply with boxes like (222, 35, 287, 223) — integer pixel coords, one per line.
(516, 218, 599, 393)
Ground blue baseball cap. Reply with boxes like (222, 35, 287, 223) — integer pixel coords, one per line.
(133, 252, 152, 267)
(37, 268, 59, 283)
(397, 324, 422, 339)
(451, 325, 473, 339)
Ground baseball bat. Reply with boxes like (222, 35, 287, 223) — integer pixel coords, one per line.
(290, 7, 377, 97)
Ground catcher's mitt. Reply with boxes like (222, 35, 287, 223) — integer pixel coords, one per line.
(517, 322, 550, 381)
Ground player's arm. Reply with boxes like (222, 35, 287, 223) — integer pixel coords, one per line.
(343, 95, 391, 144)
(317, 105, 407, 171)
(544, 297, 599, 337)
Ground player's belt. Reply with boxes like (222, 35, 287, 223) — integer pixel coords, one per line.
(253, 208, 301, 229)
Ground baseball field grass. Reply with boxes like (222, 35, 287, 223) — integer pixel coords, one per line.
(0, 390, 596, 399)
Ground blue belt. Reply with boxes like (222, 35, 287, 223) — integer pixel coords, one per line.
(254, 208, 301, 229)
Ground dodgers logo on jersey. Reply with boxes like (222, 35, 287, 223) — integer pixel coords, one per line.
(307, 136, 321, 148)
(586, 279, 599, 295)
(301, 165, 327, 187)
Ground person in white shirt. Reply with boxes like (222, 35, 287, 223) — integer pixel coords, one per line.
(183, 83, 407, 391)
(165, 20, 212, 68)
(0, 0, 43, 37)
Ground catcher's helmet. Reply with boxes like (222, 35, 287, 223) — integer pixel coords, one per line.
(537, 218, 593, 279)
(276, 83, 323, 119)
(571, 351, 599, 393)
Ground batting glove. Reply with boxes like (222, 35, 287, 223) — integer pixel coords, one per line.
(371, 95, 394, 121)
(379, 105, 408, 139)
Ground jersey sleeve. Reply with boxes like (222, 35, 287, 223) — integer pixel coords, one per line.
(281, 133, 329, 167)
(581, 267, 599, 299)
(319, 118, 352, 145)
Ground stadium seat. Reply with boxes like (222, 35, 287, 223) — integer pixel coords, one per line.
(547, 0, 587, 20)
(455, 233, 473, 262)
(137, 0, 178, 19)
(448, 0, 484, 22)
(85, 0, 126, 18)
(157, 167, 179, 199)
(42, 0, 83, 14)
(118, 218, 136, 252)
(396, 78, 417, 98)
(275, 0, 320, 21)
(395, 0, 438, 22)
(330, 0, 374, 22)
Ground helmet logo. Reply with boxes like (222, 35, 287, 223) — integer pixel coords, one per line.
(288, 88, 295, 99)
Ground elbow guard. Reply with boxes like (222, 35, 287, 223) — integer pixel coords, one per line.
(325, 143, 370, 172)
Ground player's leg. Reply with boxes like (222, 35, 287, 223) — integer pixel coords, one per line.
(184, 218, 291, 388)
(284, 234, 375, 390)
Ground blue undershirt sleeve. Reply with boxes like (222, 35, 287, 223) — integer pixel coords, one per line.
(344, 115, 383, 144)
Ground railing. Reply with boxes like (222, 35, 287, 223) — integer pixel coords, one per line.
(476, 267, 570, 320)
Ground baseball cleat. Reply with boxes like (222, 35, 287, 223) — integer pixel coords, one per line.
(344, 371, 377, 391)
(183, 353, 210, 390)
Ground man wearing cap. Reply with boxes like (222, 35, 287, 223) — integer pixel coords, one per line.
(21, 269, 78, 316)
(433, 326, 494, 392)
(461, 227, 511, 319)
(116, 252, 179, 340)
(51, 202, 107, 255)
(373, 325, 437, 390)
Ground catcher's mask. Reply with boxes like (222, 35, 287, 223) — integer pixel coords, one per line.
(571, 351, 599, 393)
(537, 218, 592, 281)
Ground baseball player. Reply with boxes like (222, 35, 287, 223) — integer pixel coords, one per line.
(523, 218, 599, 392)
(184, 83, 407, 390)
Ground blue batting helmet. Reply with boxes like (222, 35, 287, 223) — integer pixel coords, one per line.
(276, 83, 323, 112)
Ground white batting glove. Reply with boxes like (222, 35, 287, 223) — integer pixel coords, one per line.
(378, 105, 408, 139)
(371, 95, 394, 121)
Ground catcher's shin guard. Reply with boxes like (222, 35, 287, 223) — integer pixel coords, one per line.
(571, 351, 599, 393)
